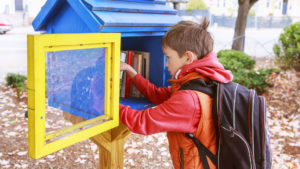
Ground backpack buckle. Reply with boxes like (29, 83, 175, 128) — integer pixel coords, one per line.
(185, 133, 194, 139)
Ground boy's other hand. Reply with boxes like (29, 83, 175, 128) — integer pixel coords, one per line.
(120, 61, 137, 79)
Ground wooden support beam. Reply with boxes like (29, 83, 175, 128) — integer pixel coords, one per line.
(98, 133, 130, 169)
(90, 132, 112, 153)
(63, 112, 130, 169)
(112, 122, 130, 141)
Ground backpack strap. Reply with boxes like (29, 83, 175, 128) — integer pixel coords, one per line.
(179, 78, 216, 97)
(186, 133, 217, 169)
(179, 78, 219, 169)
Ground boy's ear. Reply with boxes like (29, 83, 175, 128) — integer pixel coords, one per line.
(184, 51, 197, 64)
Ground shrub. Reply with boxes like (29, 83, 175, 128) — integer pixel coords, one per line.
(217, 49, 256, 70)
(273, 22, 300, 71)
(248, 9, 256, 17)
(186, 0, 207, 12)
(217, 50, 280, 94)
(5, 73, 27, 98)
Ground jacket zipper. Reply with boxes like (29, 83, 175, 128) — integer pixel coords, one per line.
(179, 147, 184, 169)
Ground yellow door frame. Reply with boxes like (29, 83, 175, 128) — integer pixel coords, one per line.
(27, 33, 121, 159)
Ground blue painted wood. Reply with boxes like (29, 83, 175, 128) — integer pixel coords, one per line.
(100, 26, 170, 33)
(46, 20, 53, 33)
(33, 0, 102, 32)
(120, 32, 166, 37)
(32, 0, 64, 31)
(107, 0, 166, 5)
(83, 0, 175, 14)
(33, 0, 181, 34)
(47, 3, 94, 33)
(120, 98, 155, 110)
(67, 0, 102, 32)
(93, 11, 179, 27)
(164, 56, 171, 86)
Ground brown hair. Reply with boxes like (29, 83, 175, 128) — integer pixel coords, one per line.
(161, 17, 214, 59)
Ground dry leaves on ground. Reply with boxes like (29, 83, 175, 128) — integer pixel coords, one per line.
(0, 63, 299, 168)
(263, 70, 300, 169)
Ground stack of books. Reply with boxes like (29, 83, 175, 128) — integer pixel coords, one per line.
(120, 50, 150, 98)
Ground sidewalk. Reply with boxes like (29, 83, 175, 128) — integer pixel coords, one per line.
(209, 26, 282, 58)
(0, 26, 35, 81)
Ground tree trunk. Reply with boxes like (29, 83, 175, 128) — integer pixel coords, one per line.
(232, 1, 250, 51)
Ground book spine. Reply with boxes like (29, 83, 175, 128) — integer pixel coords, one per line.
(125, 51, 133, 98)
(120, 51, 127, 98)
(136, 54, 143, 97)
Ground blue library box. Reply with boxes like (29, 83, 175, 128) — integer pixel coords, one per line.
(32, 0, 181, 118)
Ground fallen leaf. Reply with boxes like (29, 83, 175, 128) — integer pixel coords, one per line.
(0, 159, 9, 165)
(17, 151, 27, 156)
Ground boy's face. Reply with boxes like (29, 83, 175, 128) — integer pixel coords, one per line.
(163, 46, 187, 78)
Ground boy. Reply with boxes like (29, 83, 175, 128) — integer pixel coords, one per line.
(119, 18, 233, 169)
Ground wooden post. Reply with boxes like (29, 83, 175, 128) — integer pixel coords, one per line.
(63, 112, 130, 169)
(91, 123, 130, 169)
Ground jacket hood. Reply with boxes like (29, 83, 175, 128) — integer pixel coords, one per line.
(175, 52, 233, 83)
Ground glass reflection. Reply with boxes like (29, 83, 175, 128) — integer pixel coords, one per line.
(47, 48, 106, 120)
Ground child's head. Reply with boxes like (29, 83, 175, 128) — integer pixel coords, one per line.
(161, 17, 213, 60)
(161, 18, 214, 77)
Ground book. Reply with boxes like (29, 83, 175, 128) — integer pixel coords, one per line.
(133, 51, 150, 80)
(125, 51, 133, 98)
(120, 51, 127, 98)
(120, 51, 126, 78)
(130, 52, 141, 97)
(119, 50, 150, 98)
(137, 54, 143, 76)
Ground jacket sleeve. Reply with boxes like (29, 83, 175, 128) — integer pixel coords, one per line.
(132, 74, 171, 105)
(119, 90, 201, 135)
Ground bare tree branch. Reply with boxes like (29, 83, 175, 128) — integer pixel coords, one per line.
(238, 0, 245, 5)
(250, 0, 259, 7)
(232, 0, 259, 51)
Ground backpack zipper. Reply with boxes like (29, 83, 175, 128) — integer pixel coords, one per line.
(260, 96, 267, 169)
(251, 90, 256, 169)
(222, 126, 255, 169)
(216, 83, 221, 169)
(233, 83, 239, 129)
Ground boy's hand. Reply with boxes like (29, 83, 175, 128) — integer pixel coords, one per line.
(120, 61, 128, 71)
(120, 61, 137, 79)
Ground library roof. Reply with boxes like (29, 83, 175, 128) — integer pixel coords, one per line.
(32, 0, 182, 36)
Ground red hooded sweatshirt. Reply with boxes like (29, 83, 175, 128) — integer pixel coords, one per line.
(119, 52, 233, 135)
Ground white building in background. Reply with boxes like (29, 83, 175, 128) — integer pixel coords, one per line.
(166, 0, 189, 10)
(1, 0, 299, 20)
(254, 0, 300, 17)
(0, 0, 46, 18)
(172, 0, 300, 18)
(204, 0, 238, 16)
(0, 0, 15, 14)
(286, 0, 300, 18)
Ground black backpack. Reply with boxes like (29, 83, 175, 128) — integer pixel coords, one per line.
(179, 78, 272, 169)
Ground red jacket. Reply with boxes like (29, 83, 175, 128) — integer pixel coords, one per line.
(119, 52, 233, 168)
